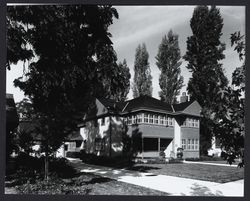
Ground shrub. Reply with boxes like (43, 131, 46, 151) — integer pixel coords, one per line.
(80, 151, 134, 167)
(185, 156, 225, 161)
(65, 151, 80, 158)
(16, 177, 90, 194)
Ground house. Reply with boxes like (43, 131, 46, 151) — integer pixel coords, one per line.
(79, 93, 202, 159)
(18, 119, 83, 158)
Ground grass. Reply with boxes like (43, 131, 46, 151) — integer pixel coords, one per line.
(6, 170, 169, 195)
(127, 163, 244, 183)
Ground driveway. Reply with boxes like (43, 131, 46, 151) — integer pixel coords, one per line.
(69, 159, 244, 196)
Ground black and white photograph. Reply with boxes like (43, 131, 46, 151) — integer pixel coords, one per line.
(4, 3, 245, 197)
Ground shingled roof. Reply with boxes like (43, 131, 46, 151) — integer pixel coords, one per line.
(121, 95, 173, 113)
(172, 100, 195, 112)
(98, 95, 194, 114)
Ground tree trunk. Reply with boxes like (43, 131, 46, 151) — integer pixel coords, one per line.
(44, 144, 49, 181)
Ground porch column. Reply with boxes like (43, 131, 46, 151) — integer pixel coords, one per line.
(174, 118, 181, 158)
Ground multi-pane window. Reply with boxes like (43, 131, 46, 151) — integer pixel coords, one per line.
(137, 114, 143, 123)
(195, 139, 199, 150)
(187, 139, 191, 150)
(132, 115, 136, 124)
(168, 117, 173, 126)
(154, 115, 159, 124)
(181, 139, 186, 149)
(128, 116, 132, 125)
(144, 113, 149, 123)
(185, 138, 199, 150)
(124, 117, 128, 125)
(149, 114, 154, 124)
(160, 115, 164, 125)
(183, 118, 199, 128)
(191, 139, 195, 150)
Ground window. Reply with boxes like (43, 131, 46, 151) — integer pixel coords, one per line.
(183, 118, 199, 128)
(124, 117, 128, 125)
(195, 139, 199, 150)
(160, 115, 164, 125)
(187, 139, 191, 150)
(168, 117, 173, 126)
(144, 113, 149, 123)
(101, 117, 105, 126)
(191, 139, 195, 150)
(149, 114, 154, 124)
(154, 115, 159, 124)
(137, 114, 142, 123)
(128, 116, 132, 125)
(132, 115, 137, 124)
(181, 139, 186, 149)
(143, 138, 158, 151)
(164, 116, 168, 125)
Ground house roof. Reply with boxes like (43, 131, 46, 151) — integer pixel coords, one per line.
(97, 95, 199, 115)
(172, 100, 195, 112)
(121, 95, 173, 113)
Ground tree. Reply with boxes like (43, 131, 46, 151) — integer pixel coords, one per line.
(132, 43, 153, 98)
(156, 30, 184, 104)
(7, 5, 122, 180)
(213, 32, 245, 166)
(114, 59, 131, 101)
(183, 6, 228, 154)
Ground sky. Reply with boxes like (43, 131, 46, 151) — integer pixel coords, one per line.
(6, 5, 245, 102)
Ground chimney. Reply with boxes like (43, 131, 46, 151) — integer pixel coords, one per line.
(180, 92, 188, 103)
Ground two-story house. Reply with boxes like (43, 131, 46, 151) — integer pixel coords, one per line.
(79, 93, 202, 159)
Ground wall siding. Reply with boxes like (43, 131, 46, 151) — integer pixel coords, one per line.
(127, 124, 174, 139)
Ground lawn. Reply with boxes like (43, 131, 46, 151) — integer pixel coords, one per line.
(127, 163, 244, 183)
(6, 172, 169, 195)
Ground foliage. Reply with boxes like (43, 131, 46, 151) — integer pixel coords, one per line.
(7, 5, 123, 179)
(112, 59, 131, 101)
(65, 151, 81, 158)
(132, 43, 153, 98)
(156, 30, 184, 104)
(212, 32, 245, 167)
(15, 177, 90, 195)
(184, 6, 228, 154)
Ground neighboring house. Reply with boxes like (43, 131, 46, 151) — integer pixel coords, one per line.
(79, 93, 202, 159)
(18, 120, 83, 157)
(208, 136, 222, 157)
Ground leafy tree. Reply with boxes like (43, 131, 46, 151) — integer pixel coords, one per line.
(213, 32, 245, 166)
(184, 6, 228, 154)
(133, 43, 153, 98)
(7, 5, 121, 180)
(156, 30, 184, 104)
(184, 6, 227, 153)
(114, 59, 131, 101)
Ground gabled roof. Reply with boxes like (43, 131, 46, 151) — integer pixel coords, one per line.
(172, 100, 195, 112)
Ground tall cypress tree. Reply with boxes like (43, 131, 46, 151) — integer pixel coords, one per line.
(133, 43, 153, 98)
(156, 30, 184, 104)
(184, 6, 228, 154)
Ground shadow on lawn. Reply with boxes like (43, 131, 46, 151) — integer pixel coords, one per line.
(182, 183, 223, 196)
(85, 177, 113, 184)
(126, 165, 160, 172)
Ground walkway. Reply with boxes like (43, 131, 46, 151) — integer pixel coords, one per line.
(70, 159, 244, 197)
